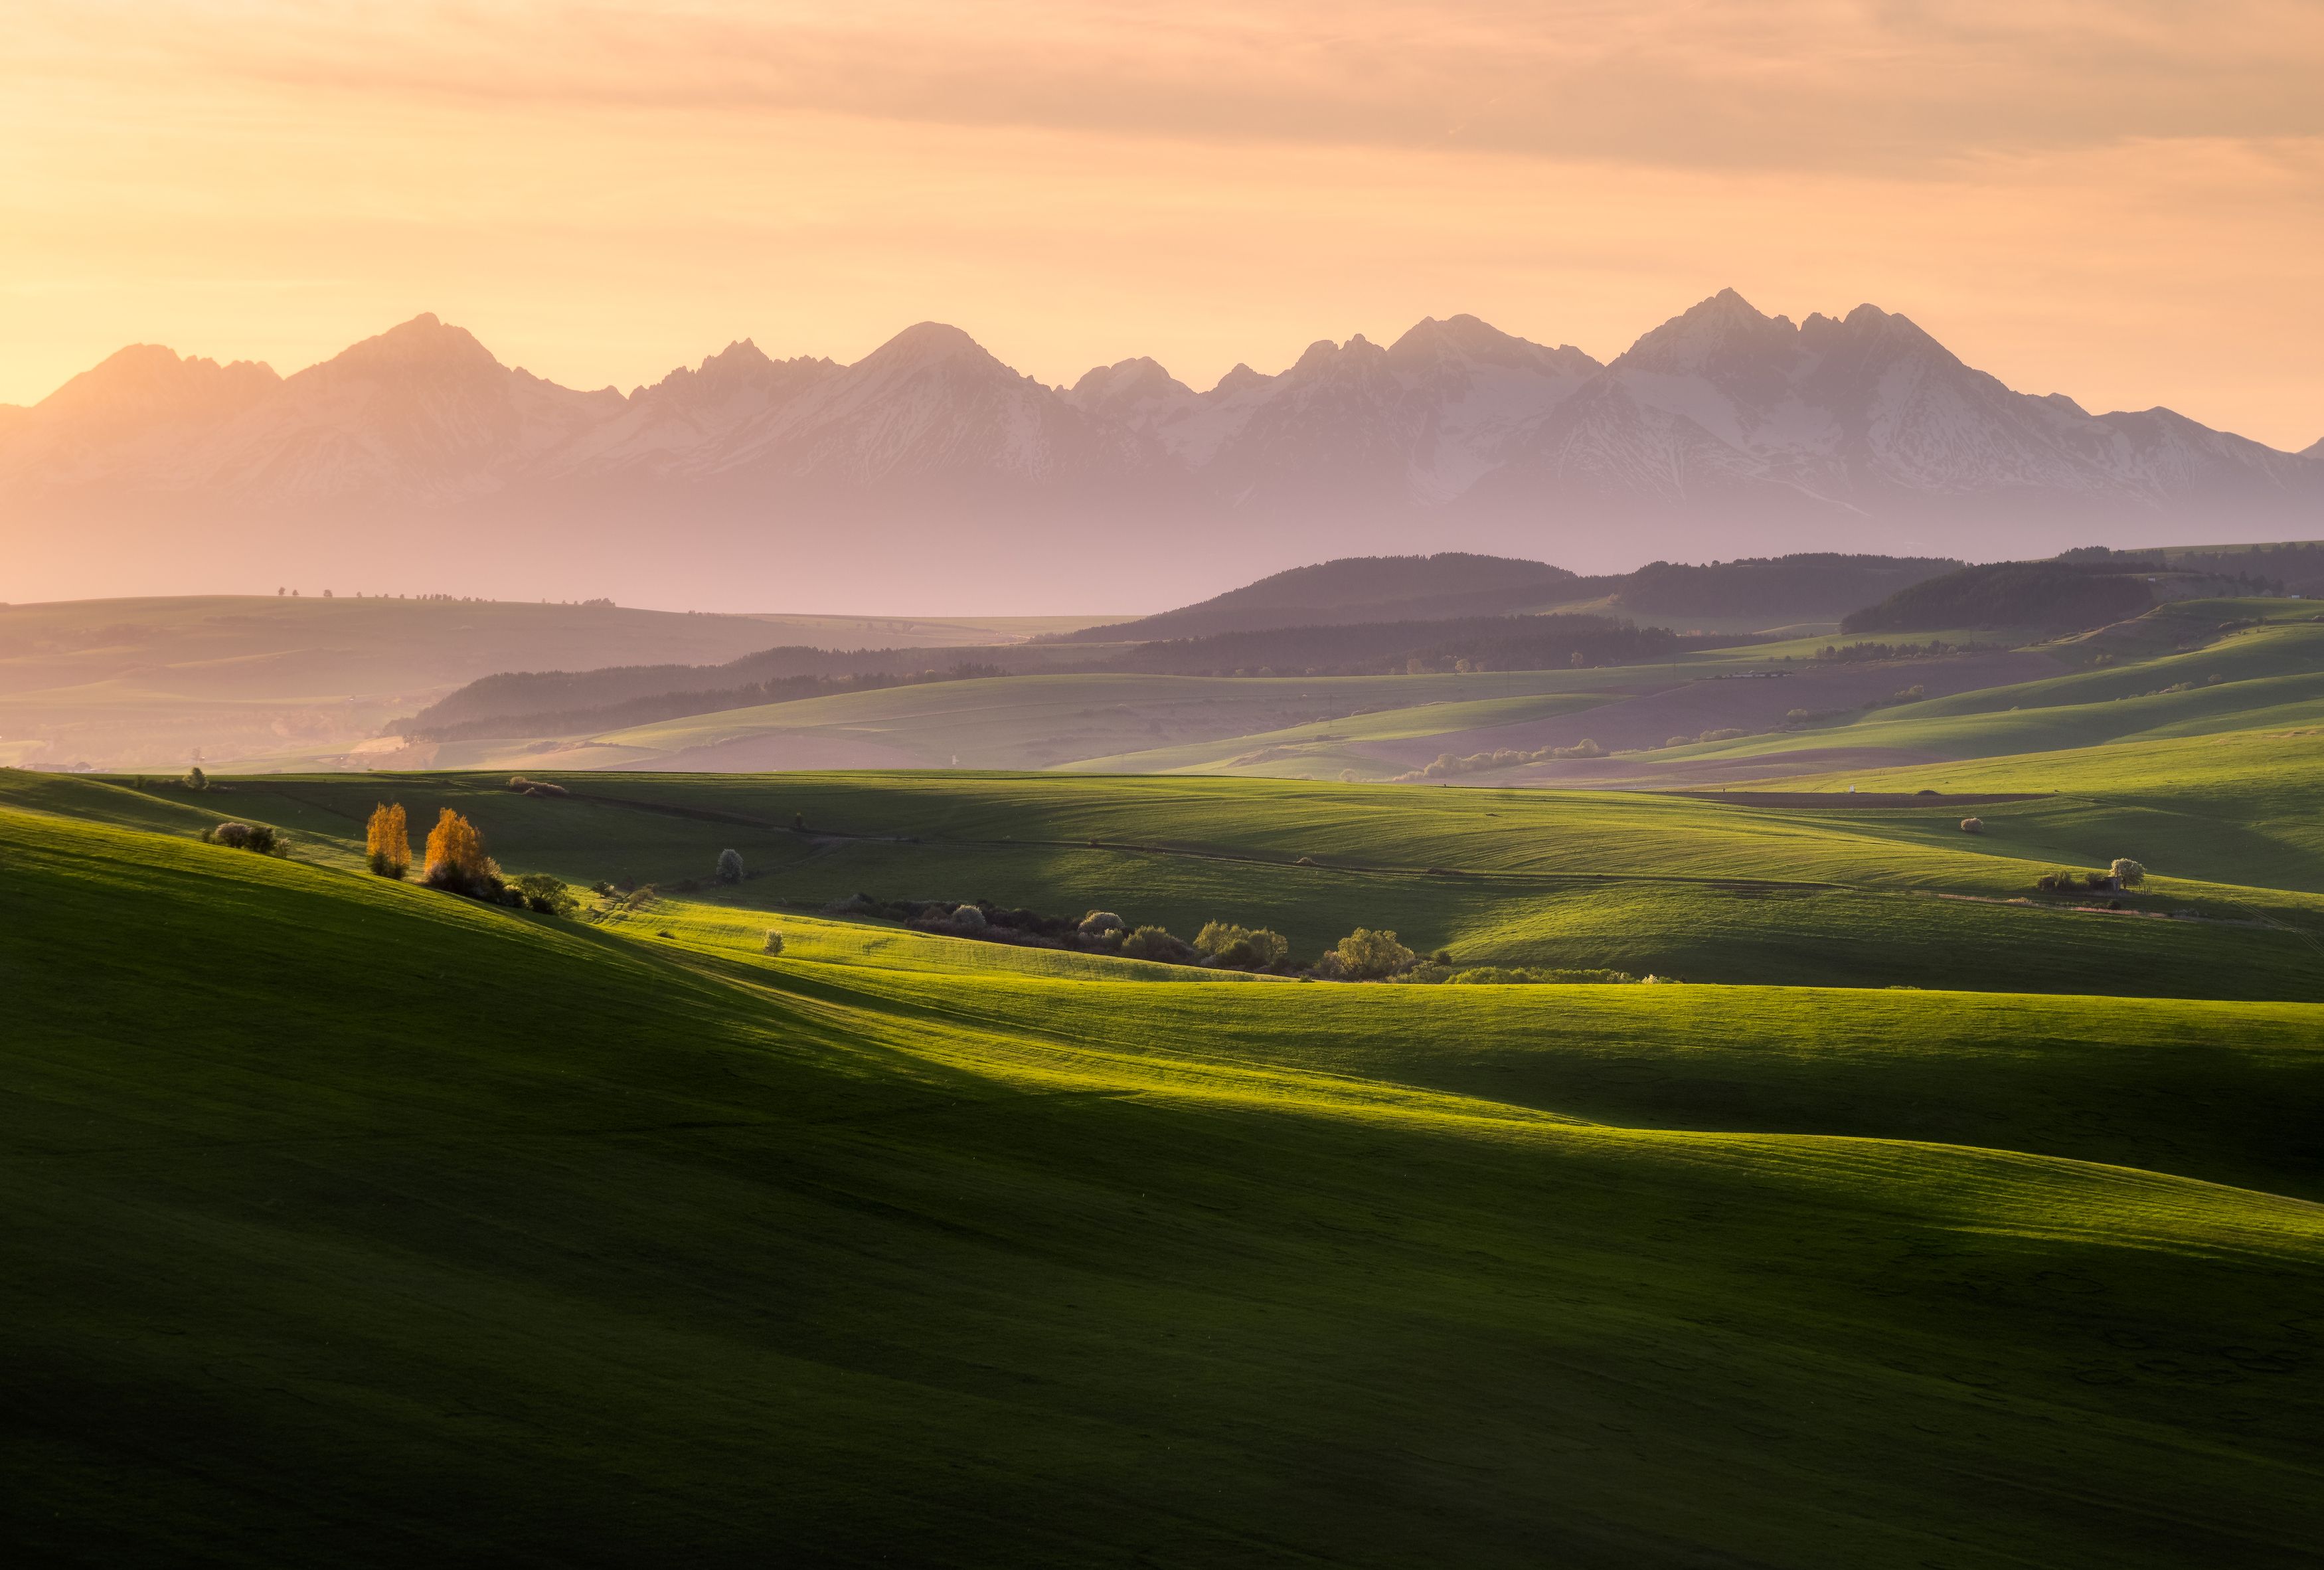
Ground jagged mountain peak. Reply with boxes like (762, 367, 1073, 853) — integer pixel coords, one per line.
(633, 339, 835, 405)
(1066, 357, 1197, 424)
(1070, 356, 1187, 400)
(1616, 290, 1801, 375)
(706, 338, 774, 369)
(1209, 363, 1270, 398)
(1388, 315, 1602, 377)
(6, 300, 2317, 607)
(861, 321, 994, 371)
(299, 313, 505, 387)
(1289, 335, 1377, 375)
(33, 343, 281, 422)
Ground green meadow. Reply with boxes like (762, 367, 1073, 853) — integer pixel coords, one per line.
(17, 756, 2317, 1001)
(7, 592, 2323, 1564)
(4, 786, 2321, 1566)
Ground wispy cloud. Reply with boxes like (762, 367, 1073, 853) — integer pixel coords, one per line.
(29, 1, 2324, 171)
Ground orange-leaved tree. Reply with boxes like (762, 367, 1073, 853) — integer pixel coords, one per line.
(365, 802, 410, 877)
(421, 808, 496, 893)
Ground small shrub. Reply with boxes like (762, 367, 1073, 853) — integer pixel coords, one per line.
(1120, 925, 1195, 963)
(950, 903, 988, 931)
(1665, 735, 1693, 748)
(1960, 818, 1983, 833)
(183, 766, 208, 790)
(1325, 927, 1417, 982)
(716, 847, 745, 885)
(508, 776, 568, 797)
(762, 930, 786, 956)
(202, 821, 285, 856)
(2109, 857, 2147, 888)
(1193, 920, 1291, 970)
(1078, 910, 1127, 940)
(511, 873, 578, 916)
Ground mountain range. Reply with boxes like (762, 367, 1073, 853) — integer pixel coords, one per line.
(3, 292, 2318, 611)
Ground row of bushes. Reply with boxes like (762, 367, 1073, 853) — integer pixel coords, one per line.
(1809, 640, 1977, 663)
(822, 893, 1400, 975)
(199, 821, 286, 855)
(1398, 739, 1603, 781)
(2033, 857, 2147, 894)
(1434, 966, 1643, 985)
(819, 894, 1654, 984)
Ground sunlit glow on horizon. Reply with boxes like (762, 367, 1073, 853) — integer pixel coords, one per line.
(5, 1, 2321, 446)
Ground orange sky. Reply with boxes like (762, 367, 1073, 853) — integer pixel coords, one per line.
(7, 1, 2322, 448)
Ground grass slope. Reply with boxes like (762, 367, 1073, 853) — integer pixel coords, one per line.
(483, 636, 2001, 778)
(591, 670, 1614, 772)
(1654, 602, 2323, 776)
(17, 766, 2323, 1003)
(3, 805, 2321, 1566)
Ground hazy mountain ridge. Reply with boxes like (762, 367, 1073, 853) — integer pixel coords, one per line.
(4, 293, 2318, 606)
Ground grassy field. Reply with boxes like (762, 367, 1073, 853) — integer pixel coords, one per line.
(588, 669, 1631, 772)
(5, 797, 2321, 1566)
(15, 761, 2323, 1003)
(433, 628, 2033, 779)
(8, 591, 2323, 1563)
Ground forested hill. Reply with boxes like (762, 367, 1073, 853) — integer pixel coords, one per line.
(1070, 551, 1961, 644)
(1057, 553, 1578, 642)
(1586, 554, 1959, 620)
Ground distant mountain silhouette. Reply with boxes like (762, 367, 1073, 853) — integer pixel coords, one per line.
(5, 294, 2318, 609)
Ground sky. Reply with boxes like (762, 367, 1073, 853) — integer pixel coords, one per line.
(5, 1, 2323, 448)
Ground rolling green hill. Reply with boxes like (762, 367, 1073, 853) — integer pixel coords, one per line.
(585, 669, 1616, 772)
(17, 762, 2322, 1002)
(4, 792, 2320, 1565)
